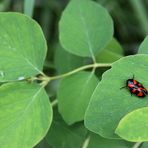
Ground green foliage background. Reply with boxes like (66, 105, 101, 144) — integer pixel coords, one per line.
(0, 0, 148, 148)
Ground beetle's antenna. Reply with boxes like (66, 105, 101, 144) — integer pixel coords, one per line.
(132, 74, 135, 79)
(120, 86, 126, 89)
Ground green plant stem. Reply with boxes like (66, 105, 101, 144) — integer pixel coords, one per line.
(92, 53, 97, 64)
(47, 63, 111, 108)
(51, 99, 58, 107)
(38, 63, 111, 87)
(49, 63, 112, 81)
(82, 136, 90, 148)
(24, 0, 35, 17)
(132, 142, 143, 148)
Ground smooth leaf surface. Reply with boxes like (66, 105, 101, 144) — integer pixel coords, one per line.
(85, 54, 148, 139)
(59, 0, 113, 57)
(138, 36, 148, 54)
(35, 138, 50, 148)
(88, 133, 134, 148)
(0, 82, 52, 148)
(46, 108, 87, 148)
(95, 38, 123, 78)
(96, 38, 123, 63)
(142, 142, 148, 148)
(0, 12, 47, 82)
(54, 44, 87, 74)
(58, 71, 98, 124)
(116, 107, 148, 142)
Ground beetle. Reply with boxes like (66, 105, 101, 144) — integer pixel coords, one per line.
(121, 76, 147, 98)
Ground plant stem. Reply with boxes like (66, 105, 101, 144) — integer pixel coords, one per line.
(51, 99, 58, 107)
(24, 0, 35, 17)
(133, 142, 143, 148)
(49, 63, 112, 81)
(38, 63, 112, 87)
(82, 136, 90, 148)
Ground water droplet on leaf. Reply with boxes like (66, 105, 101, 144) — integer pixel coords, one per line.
(18, 76, 25, 80)
(0, 71, 4, 78)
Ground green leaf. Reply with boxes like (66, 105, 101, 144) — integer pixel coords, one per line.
(46, 108, 87, 148)
(142, 142, 148, 148)
(35, 138, 50, 148)
(85, 54, 148, 139)
(59, 0, 113, 57)
(0, 12, 47, 82)
(0, 82, 52, 148)
(115, 107, 148, 142)
(95, 38, 123, 78)
(96, 38, 123, 63)
(54, 44, 86, 74)
(88, 133, 134, 148)
(58, 71, 98, 124)
(138, 36, 148, 54)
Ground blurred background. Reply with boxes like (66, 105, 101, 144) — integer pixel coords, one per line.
(0, 0, 148, 55)
(1, 0, 147, 82)
(0, 0, 148, 147)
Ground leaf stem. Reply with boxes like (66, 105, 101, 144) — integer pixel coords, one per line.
(49, 63, 111, 81)
(82, 136, 90, 148)
(51, 99, 58, 107)
(37, 63, 112, 87)
(133, 142, 143, 148)
(92, 54, 97, 64)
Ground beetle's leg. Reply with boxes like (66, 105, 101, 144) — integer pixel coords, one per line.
(132, 74, 135, 80)
(120, 86, 126, 89)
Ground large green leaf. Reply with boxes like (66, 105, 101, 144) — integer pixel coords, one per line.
(85, 54, 148, 139)
(142, 142, 148, 148)
(88, 133, 134, 148)
(54, 44, 86, 74)
(46, 108, 87, 148)
(0, 12, 47, 82)
(116, 107, 148, 142)
(35, 138, 50, 148)
(59, 0, 113, 57)
(95, 38, 123, 78)
(138, 36, 148, 54)
(96, 38, 123, 63)
(0, 82, 52, 148)
(58, 71, 98, 124)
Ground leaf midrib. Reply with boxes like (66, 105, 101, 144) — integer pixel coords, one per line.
(79, 5, 95, 58)
(0, 86, 42, 133)
(0, 18, 43, 75)
(72, 72, 95, 117)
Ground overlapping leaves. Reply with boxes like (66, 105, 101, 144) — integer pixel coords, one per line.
(59, 0, 113, 57)
(0, 12, 47, 82)
(85, 54, 148, 141)
(0, 13, 52, 147)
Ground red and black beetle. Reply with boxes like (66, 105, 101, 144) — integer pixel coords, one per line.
(121, 76, 147, 98)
